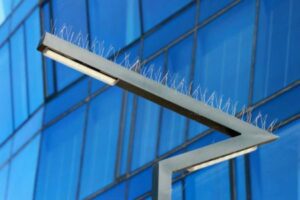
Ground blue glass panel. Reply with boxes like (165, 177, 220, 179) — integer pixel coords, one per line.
(187, 132, 229, 152)
(44, 78, 88, 124)
(12, 0, 21, 8)
(52, 0, 88, 90)
(250, 119, 300, 200)
(0, 0, 12, 24)
(35, 105, 86, 200)
(251, 84, 300, 127)
(253, 0, 300, 102)
(120, 92, 134, 175)
(11, 26, 28, 127)
(235, 157, 246, 200)
(142, 0, 192, 31)
(172, 181, 183, 200)
(194, 0, 255, 108)
(25, 9, 44, 113)
(88, 0, 140, 50)
(129, 55, 163, 170)
(143, 5, 196, 58)
(12, 107, 44, 154)
(11, 0, 37, 29)
(0, 140, 12, 166)
(185, 162, 231, 200)
(7, 136, 40, 200)
(94, 182, 126, 200)
(42, 3, 55, 96)
(0, 44, 13, 143)
(128, 168, 152, 199)
(188, 120, 208, 139)
(159, 36, 193, 155)
(199, 0, 234, 23)
(0, 165, 8, 199)
(80, 88, 122, 198)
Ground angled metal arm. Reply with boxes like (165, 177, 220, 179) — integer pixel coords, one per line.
(37, 33, 278, 200)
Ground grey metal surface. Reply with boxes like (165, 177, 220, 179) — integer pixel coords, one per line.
(38, 33, 278, 200)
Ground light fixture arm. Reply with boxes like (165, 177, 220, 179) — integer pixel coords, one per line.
(38, 33, 278, 200)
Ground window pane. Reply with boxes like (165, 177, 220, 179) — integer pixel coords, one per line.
(12, 107, 44, 154)
(52, 0, 88, 91)
(94, 182, 126, 200)
(159, 36, 193, 155)
(35, 106, 86, 200)
(88, 0, 141, 50)
(44, 78, 88, 124)
(131, 54, 164, 170)
(194, 0, 255, 108)
(0, 43, 13, 143)
(143, 5, 196, 58)
(131, 97, 160, 170)
(142, 0, 192, 31)
(6, 136, 40, 200)
(253, 0, 300, 102)
(11, 26, 28, 127)
(199, 0, 235, 23)
(172, 181, 183, 200)
(185, 162, 231, 200)
(128, 168, 152, 199)
(25, 9, 44, 113)
(80, 88, 122, 198)
(0, 0, 12, 24)
(250, 119, 300, 200)
(0, 165, 9, 199)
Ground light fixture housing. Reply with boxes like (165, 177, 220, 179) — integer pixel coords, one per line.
(38, 33, 278, 200)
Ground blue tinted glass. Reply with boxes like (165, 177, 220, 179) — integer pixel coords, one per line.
(143, 5, 196, 58)
(131, 97, 160, 169)
(128, 168, 152, 199)
(0, 165, 8, 199)
(35, 106, 86, 200)
(94, 182, 126, 200)
(120, 92, 134, 175)
(199, 0, 234, 23)
(0, 0, 11, 24)
(25, 9, 44, 113)
(42, 3, 55, 96)
(235, 157, 246, 200)
(187, 132, 229, 151)
(44, 78, 88, 124)
(11, 27, 28, 127)
(251, 85, 300, 126)
(253, 0, 300, 102)
(172, 181, 183, 200)
(185, 162, 231, 200)
(159, 36, 193, 155)
(142, 0, 192, 31)
(11, 0, 37, 29)
(250, 119, 300, 200)
(129, 55, 163, 170)
(12, 107, 44, 154)
(194, 0, 255, 108)
(0, 140, 12, 166)
(80, 88, 122, 198)
(7, 136, 40, 200)
(52, 0, 88, 91)
(88, 0, 140, 50)
(0, 44, 13, 142)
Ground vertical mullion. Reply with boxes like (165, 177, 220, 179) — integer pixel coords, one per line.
(23, 22, 31, 115)
(245, 0, 261, 199)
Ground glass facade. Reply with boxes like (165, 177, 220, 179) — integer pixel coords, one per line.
(0, 0, 299, 199)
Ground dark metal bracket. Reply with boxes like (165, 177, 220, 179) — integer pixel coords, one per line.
(38, 33, 278, 200)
